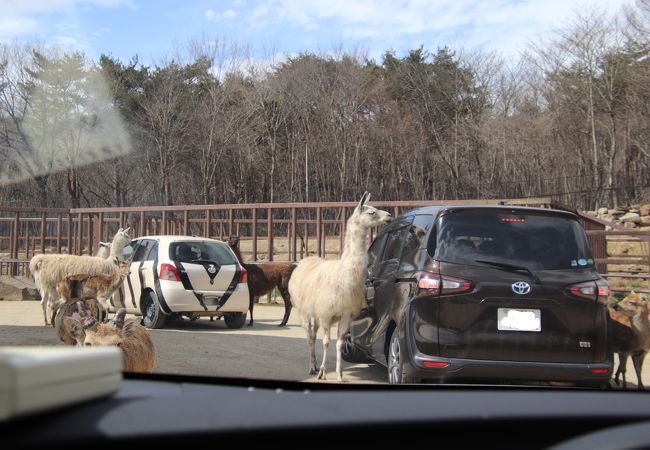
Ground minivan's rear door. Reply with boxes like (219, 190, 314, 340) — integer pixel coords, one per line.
(431, 209, 603, 364)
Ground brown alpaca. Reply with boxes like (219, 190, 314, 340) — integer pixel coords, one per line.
(609, 292, 650, 390)
(72, 307, 156, 373)
(226, 236, 295, 327)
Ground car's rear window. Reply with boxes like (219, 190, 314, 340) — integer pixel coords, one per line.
(430, 210, 594, 270)
(169, 241, 238, 265)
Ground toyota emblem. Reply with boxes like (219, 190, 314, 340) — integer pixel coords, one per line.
(207, 264, 217, 274)
(512, 281, 531, 295)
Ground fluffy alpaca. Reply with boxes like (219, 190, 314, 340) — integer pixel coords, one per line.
(226, 236, 296, 327)
(80, 260, 131, 318)
(95, 227, 131, 260)
(71, 307, 156, 373)
(610, 292, 650, 389)
(288, 192, 392, 381)
(30, 253, 121, 325)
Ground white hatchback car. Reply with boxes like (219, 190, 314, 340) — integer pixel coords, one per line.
(114, 236, 250, 329)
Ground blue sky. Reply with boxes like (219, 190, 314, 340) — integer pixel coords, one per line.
(2, 0, 630, 65)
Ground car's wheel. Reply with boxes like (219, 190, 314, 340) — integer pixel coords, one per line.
(388, 329, 420, 384)
(224, 312, 246, 329)
(141, 291, 167, 329)
(341, 332, 370, 363)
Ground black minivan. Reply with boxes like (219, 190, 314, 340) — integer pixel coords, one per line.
(344, 205, 613, 385)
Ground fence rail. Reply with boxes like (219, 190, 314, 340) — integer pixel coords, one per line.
(1, 198, 648, 292)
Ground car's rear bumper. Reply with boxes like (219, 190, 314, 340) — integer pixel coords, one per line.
(160, 281, 249, 314)
(405, 348, 613, 383)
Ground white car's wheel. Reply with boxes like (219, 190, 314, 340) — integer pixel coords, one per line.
(224, 312, 246, 329)
(142, 291, 167, 329)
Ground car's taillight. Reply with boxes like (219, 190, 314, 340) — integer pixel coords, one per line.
(159, 263, 181, 281)
(567, 279, 609, 304)
(238, 268, 248, 284)
(416, 272, 472, 296)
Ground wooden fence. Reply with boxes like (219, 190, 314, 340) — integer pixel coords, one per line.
(1, 198, 648, 292)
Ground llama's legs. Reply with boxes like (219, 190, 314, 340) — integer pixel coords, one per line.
(302, 314, 318, 374)
(632, 351, 647, 390)
(278, 286, 292, 327)
(247, 292, 254, 326)
(40, 289, 48, 325)
(318, 325, 331, 380)
(335, 315, 352, 382)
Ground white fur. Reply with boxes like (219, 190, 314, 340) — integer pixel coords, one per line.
(95, 227, 131, 261)
(30, 253, 121, 325)
(288, 192, 392, 381)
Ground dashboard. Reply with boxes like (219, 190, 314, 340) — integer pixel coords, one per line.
(3, 373, 650, 449)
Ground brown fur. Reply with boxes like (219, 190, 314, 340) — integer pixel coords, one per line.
(227, 236, 295, 327)
(609, 292, 650, 389)
(52, 300, 99, 346)
(70, 308, 156, 373)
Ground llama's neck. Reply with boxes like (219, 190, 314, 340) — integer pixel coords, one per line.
(230, 244, 244, 264)
(110, 238, 125, 257)
(341, 215, 369, 271)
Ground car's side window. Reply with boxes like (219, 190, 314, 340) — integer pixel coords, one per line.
(144, 241, 158, 261)
(401, 215, 433, 269)
(379, 218, 414, 264)
(368, 233, 389, 268)
(131, 240, 152, 262)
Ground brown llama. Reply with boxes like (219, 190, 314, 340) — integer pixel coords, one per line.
(609, 291, 650, 390)
(226, 236, 296, 327)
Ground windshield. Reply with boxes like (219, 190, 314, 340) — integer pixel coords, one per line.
(0, 0, 649, 395)
(432, 211, 594, 271)
(169, 241, 237, 265)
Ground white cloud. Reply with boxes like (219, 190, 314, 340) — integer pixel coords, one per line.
(205, 8, 238, 21)
(249, 0, 628, 56)
(0, 17, 40, 37)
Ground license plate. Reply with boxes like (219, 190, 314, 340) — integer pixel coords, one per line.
(498, 308, 541, 332)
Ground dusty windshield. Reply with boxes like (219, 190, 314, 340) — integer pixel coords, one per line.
(0, 1, 649, 390)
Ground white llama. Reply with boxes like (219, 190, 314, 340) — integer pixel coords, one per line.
(288, 192, 392, 381)
(96, 227, 131, 260)
(30, 253, 121, 325)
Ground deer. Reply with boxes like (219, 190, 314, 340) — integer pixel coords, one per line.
(609, 291, 650, 390)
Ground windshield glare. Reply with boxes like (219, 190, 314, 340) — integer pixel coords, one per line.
(432, 211, 594, 271)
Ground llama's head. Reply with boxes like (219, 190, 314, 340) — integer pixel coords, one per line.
(112, 227, 132, 258)
(353, 192, 392, 229)
(614, 291, 649, 318)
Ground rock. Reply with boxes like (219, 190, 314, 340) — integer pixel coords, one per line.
(21, 288, 40, 300)
(597, 207, 608, 215)
(640, 216, 650, 227)
(640, 204, 650, 217)
(599, 214, 614, 222)
(610, 209, 626, 216)
(624, 221, 638, 228)
(620, 212, 641, 223)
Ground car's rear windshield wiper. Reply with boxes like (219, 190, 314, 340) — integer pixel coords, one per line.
(474, 259, 541, 285)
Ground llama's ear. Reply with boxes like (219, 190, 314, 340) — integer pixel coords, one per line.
(123, 227, 130, 234)
(357, 192, 369, 210)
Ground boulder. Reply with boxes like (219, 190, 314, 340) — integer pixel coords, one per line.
(620, 212, 641, 223)
(597, 207, 609, 215)
(640, 204, 650, 217)
(623, 221, 637, 228)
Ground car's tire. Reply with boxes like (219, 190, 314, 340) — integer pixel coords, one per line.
(387, 329, 421, 384)
(341, 332, 370, 363)
(141, 291, 167, 329)
(224, 312, 247, 329)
